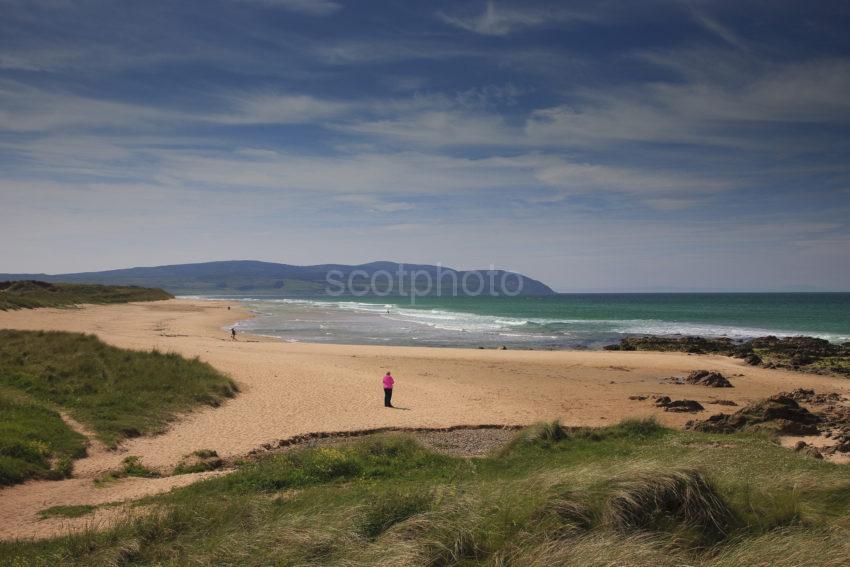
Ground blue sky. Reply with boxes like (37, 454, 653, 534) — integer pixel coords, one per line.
(1, 0, 849, 291)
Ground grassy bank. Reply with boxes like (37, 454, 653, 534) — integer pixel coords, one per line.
(0, 330, 238, 484)
(4, 420, 850, 566)
(0, 280, 172, 311)
(0, 387, 87, 486)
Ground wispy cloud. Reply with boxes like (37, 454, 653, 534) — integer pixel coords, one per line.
(234, 0, 342, 16)
(211, 92, 351, 124)
(438, 1, 587, 36)
(689, 7, 749, 51)
(335, 194, 416, 213)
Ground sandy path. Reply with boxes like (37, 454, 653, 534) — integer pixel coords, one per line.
(2, 299, 850, 539)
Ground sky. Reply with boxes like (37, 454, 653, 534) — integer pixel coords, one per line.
(1, 0, 849, 292)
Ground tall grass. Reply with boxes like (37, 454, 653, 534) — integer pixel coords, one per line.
(3, 421, 850, 566)
(0, 330, 238, 449)
(603, 468, 734, 543)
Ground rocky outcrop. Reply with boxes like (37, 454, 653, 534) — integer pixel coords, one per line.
(685, 394, 821, 435)
(781, 388, 844, 405)
(603, 336, 736, 354)
(655, 397, 704, 413)
(685, 370, 733, 388)
(604, 335, 850, 377)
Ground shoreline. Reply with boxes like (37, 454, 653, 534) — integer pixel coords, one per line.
(2, 298, 850, 539)
(206, 295, 850, 350)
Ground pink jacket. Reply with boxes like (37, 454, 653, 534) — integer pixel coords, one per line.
(383, 374, 394, 389)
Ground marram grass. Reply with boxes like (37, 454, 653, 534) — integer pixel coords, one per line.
(3, 420, 850, 566)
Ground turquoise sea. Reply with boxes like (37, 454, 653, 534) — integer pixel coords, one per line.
(205, 293, 850, 349)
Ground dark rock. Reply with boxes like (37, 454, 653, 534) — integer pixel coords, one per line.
(773, 419, 819, 436)
(781, 388, 844, 405)
(663, 399, 704, 413)
(604, 334, 850, 377)
(686, 412, 748, 434)
(603, 336, 737, 354)
(685, 394, 821, 435)
(750, 335, 838, 358)
(654, 396, 672, 407)
(628, 395, 647, 401)
(793, 440, 807, 451)
(685, 370, 733, 388)
(710, 400, 738, 406)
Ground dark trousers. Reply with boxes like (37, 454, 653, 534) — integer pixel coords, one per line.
(384, 388, 393, 407)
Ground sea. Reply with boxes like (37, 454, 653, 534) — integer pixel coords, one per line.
(191, 293, 850, 350)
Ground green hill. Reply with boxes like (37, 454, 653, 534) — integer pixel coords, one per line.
(0, 260, 556, 297)
(0, 280, 173, 310)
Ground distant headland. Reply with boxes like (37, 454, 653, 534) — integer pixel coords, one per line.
(0, 260, 556, 297)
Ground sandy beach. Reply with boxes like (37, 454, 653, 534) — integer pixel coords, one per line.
(2, 298, 850, 539)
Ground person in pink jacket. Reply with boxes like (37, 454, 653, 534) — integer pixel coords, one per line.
(383, 371, 395, 408)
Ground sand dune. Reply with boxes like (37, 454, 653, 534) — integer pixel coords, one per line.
(2, 299, 849, 539)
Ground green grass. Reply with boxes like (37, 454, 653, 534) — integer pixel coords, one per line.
(95, 456, 161, 485)
(0, 330, 238, 451)
(0, 388, 87, 486)
(0, 280, 172, 311)
(172, 449, 224, 475)
(4, 420, 850, 566)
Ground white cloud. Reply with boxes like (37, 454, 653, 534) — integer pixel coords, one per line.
(689, 9, 749, 51)
(335, 194, 416, 213)
(0, 81, 180, 132)
(338, 110, 516, 147)
(531, 160, 730, 196)
(438, 1, 579, 36)
(524, 57, 850, 149)
(211, 92, 350, 124)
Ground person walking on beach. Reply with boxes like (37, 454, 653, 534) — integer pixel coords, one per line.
(231, 328, 237, 341)
(383, 371, 394, 408)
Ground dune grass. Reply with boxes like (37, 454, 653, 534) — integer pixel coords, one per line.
(3, 419, 850, 566)
(0, 280, 172, 311)
(0, 330, 238, 451)
(0, 330, 238, 485)
(0, 387, 87, 486)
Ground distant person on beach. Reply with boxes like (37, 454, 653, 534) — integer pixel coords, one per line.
(231, 328, 237, 340)
(383, 371, 394, 407)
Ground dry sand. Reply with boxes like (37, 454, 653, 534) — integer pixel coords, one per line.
(2, 298, 850, 539)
